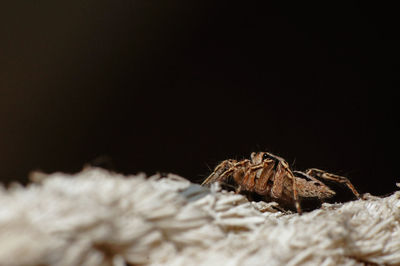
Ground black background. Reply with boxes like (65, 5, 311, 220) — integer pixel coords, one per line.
(1, 1, 399, 196)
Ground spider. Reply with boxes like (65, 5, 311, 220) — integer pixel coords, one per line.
(201, 152, 361, 214)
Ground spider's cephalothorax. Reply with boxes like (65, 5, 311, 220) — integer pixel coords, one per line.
(201, 152, 360, 214)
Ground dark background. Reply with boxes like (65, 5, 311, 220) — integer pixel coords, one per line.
(1, 2, 398, 195)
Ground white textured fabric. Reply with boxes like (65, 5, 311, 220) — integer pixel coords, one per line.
(0, 168, 399, 266)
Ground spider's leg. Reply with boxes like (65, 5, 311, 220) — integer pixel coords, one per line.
(235, 185, 242, 193)
(254, 160, 275, 194)
(293, 170, 321, 183)
(202, 159, 250, 186)
(284, 163, 302, 214)
(305, 168, 360, 198)
(218, 159, 250, 182)
(270, 159, 302, 214)
(292, 179, 302, 214)
(201, 160, 235, 185)
(240, 163, 263, 191)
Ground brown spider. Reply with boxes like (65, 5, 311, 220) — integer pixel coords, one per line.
(202, 152, 361, 214)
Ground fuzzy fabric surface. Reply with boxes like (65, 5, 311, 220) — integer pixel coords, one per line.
(1, 168, 399, 266)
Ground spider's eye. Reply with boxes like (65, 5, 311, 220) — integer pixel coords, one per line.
(262, 153, 269, 160)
